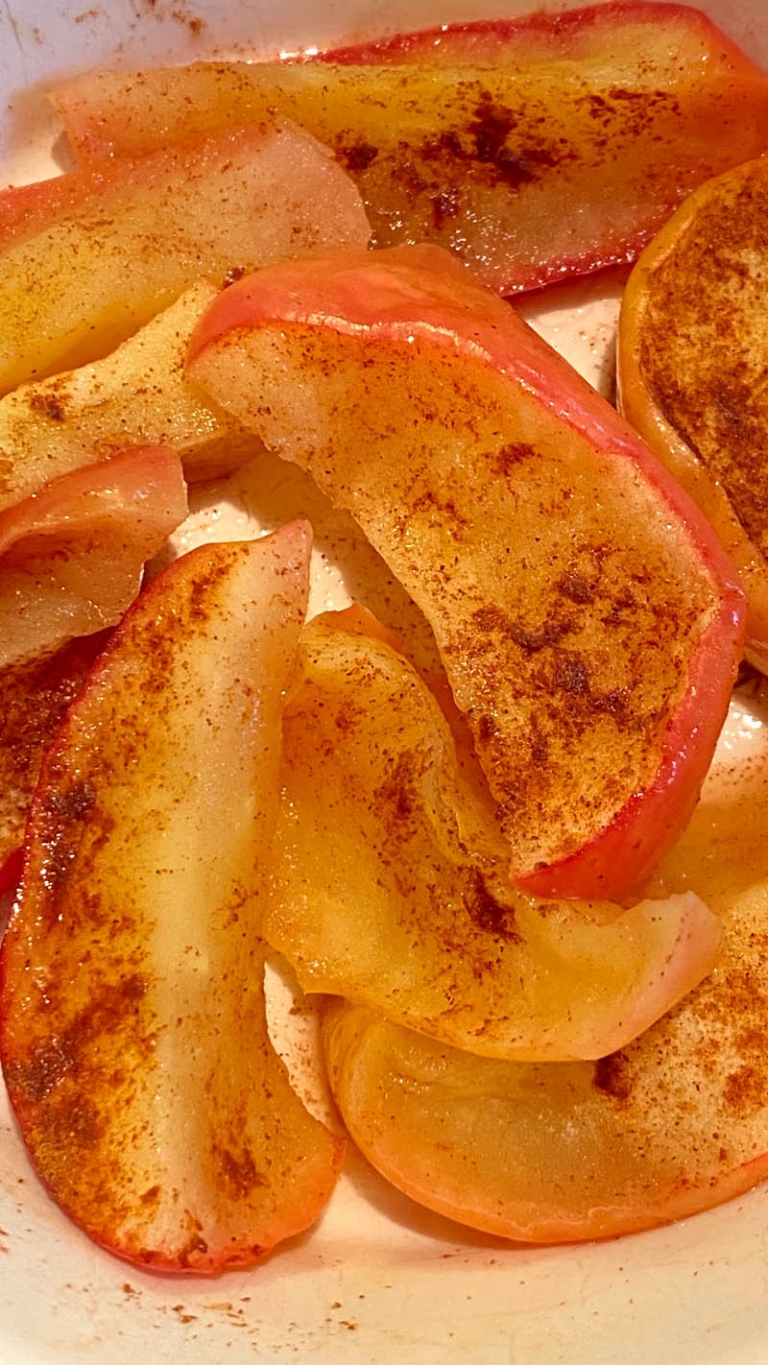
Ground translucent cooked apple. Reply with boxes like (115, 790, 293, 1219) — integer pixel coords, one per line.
(0, 633, 108, 894)
(187, 244, 745, 901)
(51, 3, 768, 294)
(618, 154, 768, 674)
(321, 685, 768, 1242)
(265, 610, 720, 1061)
(0, 120, 370, 394)
(0, 444, 187, 668)
(0, 283, 261, 513)
(0, 522, 345, 1273)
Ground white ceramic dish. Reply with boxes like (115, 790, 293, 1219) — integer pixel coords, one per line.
(2, 1, 768, 1361)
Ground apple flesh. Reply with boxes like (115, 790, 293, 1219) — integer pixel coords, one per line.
(0, 121, 370, 395)
(0, 522, 345, 1272)
(321, 686, 768, 1242)
(0, 283, 261, 515)
(265, 609, 720, 1062)
(187, 244, 745, 901)
(0, 443, 187, 668)
(52, 3, 768, 294)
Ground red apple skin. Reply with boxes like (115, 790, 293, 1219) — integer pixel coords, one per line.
(187, 244, 745, 902)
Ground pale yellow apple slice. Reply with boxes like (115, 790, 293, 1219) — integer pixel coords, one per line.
(0, 283, 260, 514)
(618, 154, 768, 674)
(265, 610, 720, 1062)
(187, 244, 745, 901)
(321, 680, 768, 1241)
(0, 120, 370, 395)
(0, 522, 345, 1272)
(0, 443, 187, 668)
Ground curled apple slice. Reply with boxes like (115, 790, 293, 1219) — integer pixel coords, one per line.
(321, 684, 768, 1241)
(0, 443, 187, 668)
(618, 155, 768, 674)
(0, 522, 345, 1272)
(265, 611, 720, 1062)
(51, 3, 768, 294)
(0, 120, 369, 394)
(187, 244, 745, 900)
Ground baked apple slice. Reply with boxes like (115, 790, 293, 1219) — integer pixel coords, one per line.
(0, 120, 369, 394)
(618, 155, 768, 674)
(52, 3, 768, 294)
(265, 610, 720, 1061)
(187, 244, 745, 901)
(321, 678, 768, 1242)
(0, 283, 260, 514)
(0, 444, 186, 668)
(0, 522, 345, 1272)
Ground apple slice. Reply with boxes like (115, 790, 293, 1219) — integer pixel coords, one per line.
(0, 121, 369, 395)
(321, 680, 768, 1242)
(0, 522, 345, 1272)
(265, 610, 720, 1062)
(0, 632, 109, 896)
(0, 444, 187, 668)
(187, 244, 745, 901)
(0, 283, 261, 515)
(52, 3, 768, 293)
(618, 155, 768, 674)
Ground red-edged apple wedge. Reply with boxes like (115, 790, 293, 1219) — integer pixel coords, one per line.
(0, 283, 260, 513)
(265, 610, 720, 1061)
(0, 632, 109, 895)
(187, 245, 745, 901)
(52, 3, 768, 293)
(321, 675, 768, 1242)
(0, 444, 187, 667)
(0, 121, 369, 394)
(0, 523, 345, 1272)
